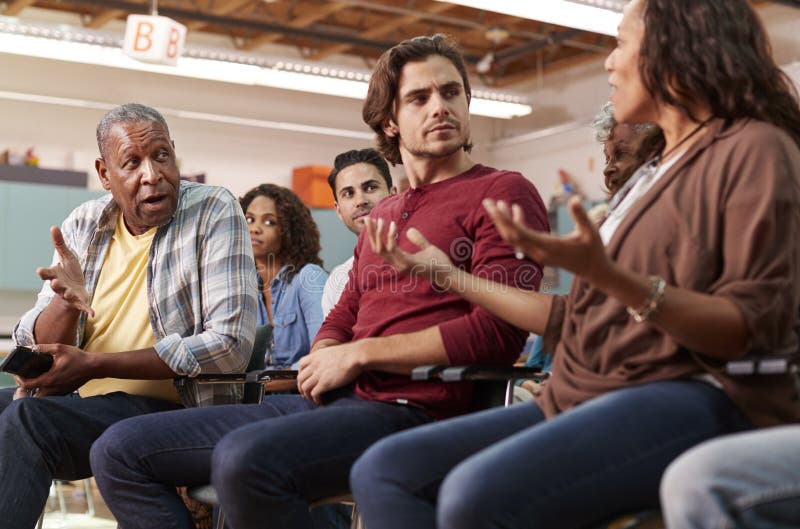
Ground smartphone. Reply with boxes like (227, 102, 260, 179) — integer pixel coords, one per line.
(0, 346, 54, 378)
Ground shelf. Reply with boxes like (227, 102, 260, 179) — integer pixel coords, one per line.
(0, 164, 87, 188)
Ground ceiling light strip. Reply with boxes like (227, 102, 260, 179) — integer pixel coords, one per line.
(0, 90, 374, 140)
(0, 17, 532, 119)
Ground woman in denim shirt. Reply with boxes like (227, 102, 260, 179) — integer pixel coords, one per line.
(241, 184, 328, 368)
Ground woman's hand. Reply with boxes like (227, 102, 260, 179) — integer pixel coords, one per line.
(364, 217, 458, 290)
(483, 195, 611, 285)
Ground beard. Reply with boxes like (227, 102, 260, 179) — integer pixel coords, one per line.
(401, 129, 471, 161)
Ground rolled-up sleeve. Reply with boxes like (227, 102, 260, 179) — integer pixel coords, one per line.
(12, 287, 53, 347)
(711, 130, 800, 353)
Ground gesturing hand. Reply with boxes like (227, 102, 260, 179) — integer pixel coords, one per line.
(483, 195, 611, 284)
(37, 226, 94, 317)
(364, 217, 457, 290)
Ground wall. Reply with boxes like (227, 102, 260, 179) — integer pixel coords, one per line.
(489, 123, 606, 207)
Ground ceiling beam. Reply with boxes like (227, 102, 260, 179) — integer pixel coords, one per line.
(493, 51, 605, 88)
(54, 0, 401, 53)
(307, 2, 457, 61)
(241, 2, 349, 51)
(185, 0, 254, 32)
(493, 28, 582, 65)
(84, 8, 126, 29)
(3, 0, 37, 16)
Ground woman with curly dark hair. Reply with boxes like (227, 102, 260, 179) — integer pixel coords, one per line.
(353, 1, 800, 528)
(240, 183, 327, 368)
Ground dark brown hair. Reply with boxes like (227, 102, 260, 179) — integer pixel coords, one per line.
(363, 34, 473, 165)
(638, 0, 800, 148)
(240, 184, 323, 281)
(328, 148, 393, 201)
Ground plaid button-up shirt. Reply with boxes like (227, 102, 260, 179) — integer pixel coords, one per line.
(13, 182, 258, 407)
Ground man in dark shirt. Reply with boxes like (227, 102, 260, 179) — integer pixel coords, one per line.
(91, 34, 549, 529)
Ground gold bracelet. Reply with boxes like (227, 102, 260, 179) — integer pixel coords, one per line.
(627, 276, 666, 323)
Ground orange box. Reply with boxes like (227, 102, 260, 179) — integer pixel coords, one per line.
(292, 165, 335, 209)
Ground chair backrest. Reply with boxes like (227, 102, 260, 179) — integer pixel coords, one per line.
(249, 324, 272, 371)
(242, 324, 271, 403)
(470, 380, 511, 410)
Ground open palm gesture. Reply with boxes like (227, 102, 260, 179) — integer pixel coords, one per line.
(483, 196, 610, 284)
(36, 226, 94, 317)
(364, 217, 457, 290)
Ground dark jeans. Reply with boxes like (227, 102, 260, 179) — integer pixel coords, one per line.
(0, 387, 181, 529)
(90, 392, 432, 529)
(350, 380, 754, 529)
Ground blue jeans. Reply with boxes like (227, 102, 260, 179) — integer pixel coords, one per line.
(90, 391, 431, 529)
(661, 425, 800, 529)
(351, 380, 753, 529)
(0, 387, 181, 529)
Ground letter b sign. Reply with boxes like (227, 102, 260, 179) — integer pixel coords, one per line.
(123, 15, 186, 66)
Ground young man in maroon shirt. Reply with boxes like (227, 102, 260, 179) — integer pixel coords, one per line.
(90, 34, 549, 529)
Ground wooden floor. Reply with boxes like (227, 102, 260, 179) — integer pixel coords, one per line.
(41, 479, 116, 529)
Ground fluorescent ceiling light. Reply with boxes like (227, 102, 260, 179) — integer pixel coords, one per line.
(436, 0, 623, 36)
(0, 89, 374, 140)
(0, 17, 532, 119)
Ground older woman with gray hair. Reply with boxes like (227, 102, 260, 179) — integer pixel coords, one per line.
(592, 101, 662, 196)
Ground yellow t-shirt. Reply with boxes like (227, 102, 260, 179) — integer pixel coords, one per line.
(79, 213, 180, 403)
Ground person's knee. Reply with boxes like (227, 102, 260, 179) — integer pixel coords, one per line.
(661, 443, 724, 519)
(0, 396, 51, 437)
(0, 387, 17, 413)
(90, 419, 143, 481)
(211, 430, 267, 496)
(349, 442, 382, 496)
(436, 461, 495, 529)
(350, 434, 415, 497)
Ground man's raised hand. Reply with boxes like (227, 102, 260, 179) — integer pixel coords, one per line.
(36, 226, 94, 317)
(364, 217, 457, 290)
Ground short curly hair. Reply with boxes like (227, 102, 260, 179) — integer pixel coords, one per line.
(240, 184, 323, 281)
(363, 34, 473, 165)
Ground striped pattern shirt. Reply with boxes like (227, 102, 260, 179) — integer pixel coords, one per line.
(13, 182, 258, 407)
